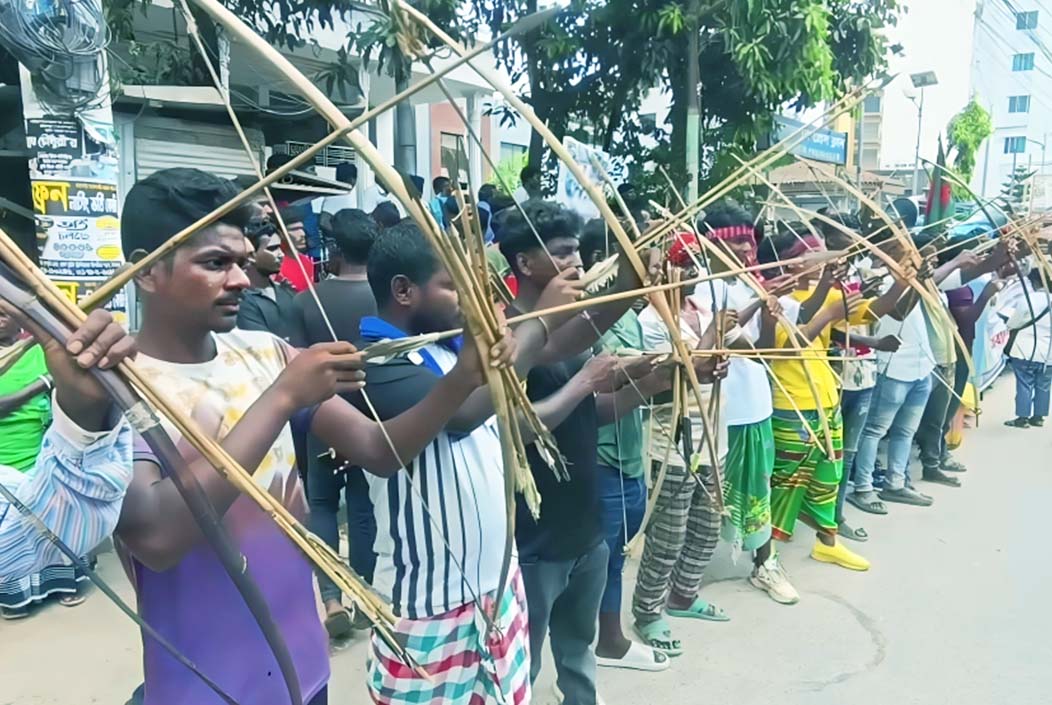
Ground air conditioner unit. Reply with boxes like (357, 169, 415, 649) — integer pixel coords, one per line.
(273, 141, 356, 168)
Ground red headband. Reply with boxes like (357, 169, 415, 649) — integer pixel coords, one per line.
(706, 224, 756, 243)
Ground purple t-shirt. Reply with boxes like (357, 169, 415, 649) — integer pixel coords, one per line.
(121, 330, 329, 705)
(129, 435, 328, 705)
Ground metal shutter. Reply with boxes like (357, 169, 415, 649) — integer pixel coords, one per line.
(134, 116, 264, 181)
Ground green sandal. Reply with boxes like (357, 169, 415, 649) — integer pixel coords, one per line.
(633, 618, 683, 657)
(666, 597, 730, 622)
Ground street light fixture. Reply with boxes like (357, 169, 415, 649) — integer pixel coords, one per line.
(908, 71, 939, 196)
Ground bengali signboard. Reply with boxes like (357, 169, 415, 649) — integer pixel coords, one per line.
(19, 64, 126, 320)
(771, 116, 849, 166)
(555, 136, 627, 219)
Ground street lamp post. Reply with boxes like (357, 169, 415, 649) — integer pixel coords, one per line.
(908, 71, 939, 196)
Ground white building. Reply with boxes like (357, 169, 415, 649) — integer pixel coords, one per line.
(970, 0, 1052, 200)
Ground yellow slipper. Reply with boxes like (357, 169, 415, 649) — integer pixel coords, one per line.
(811, 539, 870, 571)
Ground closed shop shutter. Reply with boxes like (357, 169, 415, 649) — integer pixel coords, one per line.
(133, 116, 264, 181)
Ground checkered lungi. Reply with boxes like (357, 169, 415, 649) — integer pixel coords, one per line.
(367, 568, 531, 705)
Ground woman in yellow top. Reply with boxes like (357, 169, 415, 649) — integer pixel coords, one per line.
(757, 230, 913, 575)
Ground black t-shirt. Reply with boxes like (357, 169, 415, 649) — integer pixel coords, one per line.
(289, 279, 377, 347)
(515, 353, 602, 562)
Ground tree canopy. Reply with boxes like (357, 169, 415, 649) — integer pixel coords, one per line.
(104, 0, 901, 199)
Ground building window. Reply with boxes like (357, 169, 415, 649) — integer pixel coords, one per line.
(1005, 136, 1027, 154)
(1009, 95, 1032, 113)
(1013, 53, 1036, 71)
(863, 95, 882, 113)
(1017, 10, 1038, 29)
(440, 132, 467, 185)
(500, 141, 527, 163)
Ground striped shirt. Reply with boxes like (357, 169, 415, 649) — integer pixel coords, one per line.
(361, 344, 508, 620)
(0, 398, 131, 581)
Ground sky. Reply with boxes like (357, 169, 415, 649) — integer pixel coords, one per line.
(879, 0, 978, 168)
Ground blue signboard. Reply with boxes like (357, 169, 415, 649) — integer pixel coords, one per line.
(773, 116, 849, 165)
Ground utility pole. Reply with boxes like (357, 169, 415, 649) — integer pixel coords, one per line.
(685, 17, 701, 202)
(911, 87, 925, 196)
(908, 71, 938, 196)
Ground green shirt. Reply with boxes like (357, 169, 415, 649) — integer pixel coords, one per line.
(0, 344, 51, 472)
(595, 311, 646, 478)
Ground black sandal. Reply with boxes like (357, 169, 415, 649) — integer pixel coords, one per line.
(846, 491, 888, 515)
(1005, 417, 1031, 428)
(922, 468, 961, 487)
(1029, 416, 1045, 427)
(838, 521, 869, 542)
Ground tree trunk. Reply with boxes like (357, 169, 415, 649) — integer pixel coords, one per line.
(394, 76, 417, 176)
(667, 36, 689, 192)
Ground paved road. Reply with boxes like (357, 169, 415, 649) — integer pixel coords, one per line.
(2, 378, 1049, 705)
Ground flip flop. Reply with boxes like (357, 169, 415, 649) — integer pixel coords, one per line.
(922, 471, 961, 488)
(1, 606, 29, 620)
(324, 608, 353, 639)
(846, 491, 888, 515)
(596, 641, 671, 672)
(59, 594, 86, 607)
(666, 597, 729, 622)
(633, 618, 683, 657)
(879, 488, 933, 507)
(838, 522, 869, 542)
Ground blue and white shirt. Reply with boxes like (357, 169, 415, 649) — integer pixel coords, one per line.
(0, 398, 131, 581)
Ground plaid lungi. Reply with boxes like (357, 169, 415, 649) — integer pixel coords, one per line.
(367, 568, 531, 705)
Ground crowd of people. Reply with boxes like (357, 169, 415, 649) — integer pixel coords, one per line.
(1, 160, 1050, 705)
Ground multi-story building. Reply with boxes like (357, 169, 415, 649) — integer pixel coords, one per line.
(970, 0, 1052, 201)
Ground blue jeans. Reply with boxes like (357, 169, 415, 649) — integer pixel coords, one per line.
(597, 465, 646, 614)
(837, 387, 873, 521)
(853, 374, 933, 493)
(1010, 358, 1052, 418)
(308, 457, 377, 603)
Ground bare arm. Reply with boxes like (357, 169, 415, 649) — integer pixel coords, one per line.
(797, 267, 837, 324)
(311, 358, 481, 478)
(537, 249, 658, 364)
(595, 371, 668, 425)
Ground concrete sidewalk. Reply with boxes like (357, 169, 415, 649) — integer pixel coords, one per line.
(2, 377, 1048, 705)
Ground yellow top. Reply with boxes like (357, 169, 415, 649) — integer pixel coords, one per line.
(771, 288, 873, 411)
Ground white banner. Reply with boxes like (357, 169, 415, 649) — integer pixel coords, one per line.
(555, 136, 627, 220)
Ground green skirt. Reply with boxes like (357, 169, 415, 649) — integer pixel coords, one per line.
(721, 419, 774, 552)
(770, 408, 843, 540)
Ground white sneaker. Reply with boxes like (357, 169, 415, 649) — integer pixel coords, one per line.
(749, 556, 800, 605)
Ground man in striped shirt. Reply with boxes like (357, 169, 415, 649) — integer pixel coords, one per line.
(0, 306, 136, 582)
(355, 216, 652, 705)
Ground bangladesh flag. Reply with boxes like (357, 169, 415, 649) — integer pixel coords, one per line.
(925, 137, 954, 230)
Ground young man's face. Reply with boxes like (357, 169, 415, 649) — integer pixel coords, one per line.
(254, 232, 285, 275)
(517, 236, 582, 286)
(142, 224, 251, 333)
(409, 268, 462, 333)
(719, 236, 757, 267)
(284, 221, 307, 252)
